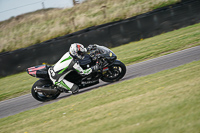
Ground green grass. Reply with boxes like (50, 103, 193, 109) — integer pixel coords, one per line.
(0, 60, 199, 133)
(0, 22, 200, 102)
(112, 23, 200, 65)
(0, 0, 180, 53)
(0, 72, 37, 101)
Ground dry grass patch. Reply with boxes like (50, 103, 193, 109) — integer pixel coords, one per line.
(0, 0, 180, 53)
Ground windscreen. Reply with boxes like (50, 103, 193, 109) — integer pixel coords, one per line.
(96, 45, 115, 56)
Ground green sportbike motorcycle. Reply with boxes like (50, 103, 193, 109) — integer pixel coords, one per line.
(27, 45, 126, 102)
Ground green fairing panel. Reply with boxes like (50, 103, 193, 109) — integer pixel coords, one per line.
(60, 56, 72, 63)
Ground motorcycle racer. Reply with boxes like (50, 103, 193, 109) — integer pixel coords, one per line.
(48, 43, 99, 94)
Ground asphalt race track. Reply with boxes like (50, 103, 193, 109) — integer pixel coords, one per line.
(0, 46, 200, 118)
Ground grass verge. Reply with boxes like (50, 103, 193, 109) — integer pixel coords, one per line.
(0, 72, 37, 101)
(0, 22, 200, 101)
(0, 60, 199, 133)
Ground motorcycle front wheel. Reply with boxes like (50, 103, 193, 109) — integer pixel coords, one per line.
(31, 79, 60, 102)
(101, 60, 126, 82)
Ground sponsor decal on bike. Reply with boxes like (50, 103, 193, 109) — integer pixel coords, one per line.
(110, 52, 112, 57)
(81, 80, 98, 85)
(27, 65, 46, 77)
(103, 67, 109, 71)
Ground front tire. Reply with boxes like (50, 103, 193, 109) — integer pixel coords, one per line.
(31, 79, 60, 102)
(101, 60, 126, 82)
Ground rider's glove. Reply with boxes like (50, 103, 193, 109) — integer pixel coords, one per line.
(87, 44, 97, 51)
(87, 45, 93, 51)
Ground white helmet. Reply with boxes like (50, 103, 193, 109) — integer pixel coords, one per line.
(69, 43, 87, 59)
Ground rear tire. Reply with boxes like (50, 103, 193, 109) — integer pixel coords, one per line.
(101, 60, 126, 82)
(31, 79, 60, 102)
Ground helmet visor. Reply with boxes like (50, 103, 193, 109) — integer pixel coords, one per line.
(77, 51, 86, 59)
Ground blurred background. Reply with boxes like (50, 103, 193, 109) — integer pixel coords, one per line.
(0, 0, 85, 21)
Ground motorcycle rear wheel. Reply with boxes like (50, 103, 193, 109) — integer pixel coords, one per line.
(31, 79, 60, 102)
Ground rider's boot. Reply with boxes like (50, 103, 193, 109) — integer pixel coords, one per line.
(56, 80, 79, 94)
(70, 84, 79, 94)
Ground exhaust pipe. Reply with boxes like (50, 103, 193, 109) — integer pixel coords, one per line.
(34, 86, 58, 94)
